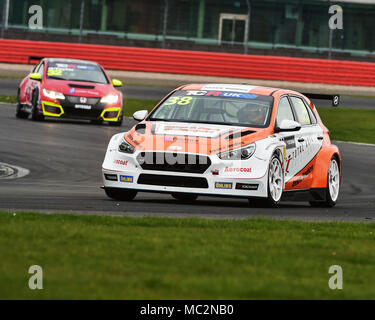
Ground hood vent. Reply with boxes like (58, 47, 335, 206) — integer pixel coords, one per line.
(225, 130, 255, 140)
(68, 84, 95, 89)
(135, 123, 146, 134)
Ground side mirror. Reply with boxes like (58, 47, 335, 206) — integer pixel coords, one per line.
(29, 73, 41, 81)
(275, 119, 301, 133)
(112, 79, 123, 87)
(133, 110, 148, 121)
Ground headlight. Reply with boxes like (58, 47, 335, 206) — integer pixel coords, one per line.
(100, 94, 119, 104)
(118, 138, 135, 154)
(218, 143, 256, 160)
(42, 89, 65, 100)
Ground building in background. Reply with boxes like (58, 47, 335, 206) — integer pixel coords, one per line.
(0, 0, 374, 61)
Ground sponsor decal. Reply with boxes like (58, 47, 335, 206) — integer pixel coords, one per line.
(215, 182, 233, 189)
(75, 104, 91, 110)
(224, 167, 252, 173)
(80, 97, 88, 104)
(114, 159, 128, 166)
(120, 175, 133, 183)
(126, 134, 141, 146)
(210, 141, 243, 154)
(163, 125, 221, 133)
(291, 165, 314, 187)
(69, 88, 75, 94)
(285, 157, 292, 173)
(185, 90, 258, 100)
(168, 145, 182, 151)
(104, 174, 118, 181)
(235, 183, 259, 190)
(284, 135, 296, 150)
(76, 65, 95, 70)
(75, 90, 99, 96)
(201, 84, 257, 92)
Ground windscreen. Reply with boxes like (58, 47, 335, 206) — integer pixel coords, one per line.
(149, 90, 274, 128)
(46, 61, 108, 84)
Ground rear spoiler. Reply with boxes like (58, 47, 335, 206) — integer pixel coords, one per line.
(302, 93, 340, 107)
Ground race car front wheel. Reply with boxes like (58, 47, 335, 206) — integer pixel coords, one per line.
(31, 90, 44, 121)
(310, 157, 340, 207)
(249, 155, 284, 208)
(15, 90, 29, 119)
(105, 188, 137, 201)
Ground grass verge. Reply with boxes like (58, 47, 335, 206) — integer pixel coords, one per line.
(124, 98, 159, 117)
(318, 108, 375, 144)
(0, 94, 17, 104)
(0, 211, 374, 299)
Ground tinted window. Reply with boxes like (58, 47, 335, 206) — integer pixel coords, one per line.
(46, 61, 108, 84)
(38, 63, 45, 77)
(149, 90, 274, 128)
(304, 100, 317, 124)
(290, 96, 311, 125)
(34, 62, 42, 73)
(276, 97, 295, 126)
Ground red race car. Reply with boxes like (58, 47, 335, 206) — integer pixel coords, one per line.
(16, 58, 124, 126)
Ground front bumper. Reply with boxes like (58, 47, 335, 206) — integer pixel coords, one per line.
(102, 150, 270, 198)
(41, 97, 121, 121)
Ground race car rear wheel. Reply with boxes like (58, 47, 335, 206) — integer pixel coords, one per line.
(171, 193, 198, 202)
(105, 188, 137, 201)
(15, 91, 29, 119)
(249, 155, 284, 208)
(310, 157, 340, 207)
(31, 90, 44, 121)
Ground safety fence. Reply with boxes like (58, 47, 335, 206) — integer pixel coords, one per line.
(0, 39, 374, 87)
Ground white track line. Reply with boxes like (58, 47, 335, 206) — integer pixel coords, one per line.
(334, 140, 375, 147)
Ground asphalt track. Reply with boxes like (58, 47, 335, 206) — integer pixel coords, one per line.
(1, 78, 375, 108)
(0, 103, 374, 222)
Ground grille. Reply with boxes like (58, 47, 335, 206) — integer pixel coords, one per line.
(137, 174, 209, 188)
(137, 152, 211, 174)
(66, 96, 100, 104)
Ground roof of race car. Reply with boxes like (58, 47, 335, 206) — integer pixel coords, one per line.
(179, 83, 296, 97)
(46, 58, 99, 66)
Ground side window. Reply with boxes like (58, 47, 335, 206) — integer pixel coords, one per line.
(276, 97, 295, 126)
(290, 96, 311, 125)
(303, 100, 317, 124)
(32, 62, 41, 73)
(38, 62, 45, 77)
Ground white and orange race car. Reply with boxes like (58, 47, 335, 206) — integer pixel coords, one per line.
(102, 84, 342, 207)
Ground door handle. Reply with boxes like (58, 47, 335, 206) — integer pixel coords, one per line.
(317, 136, 323, 140)
(298, 138, 305, 142)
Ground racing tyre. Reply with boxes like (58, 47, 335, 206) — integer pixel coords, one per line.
(171, 193, 198, 202)
(15, 90, 28, 119)
(309, 157, 340, 208)
(105, 188, 137, 201)
(31, 90, 44, 121)
(249, 155, 284, 208)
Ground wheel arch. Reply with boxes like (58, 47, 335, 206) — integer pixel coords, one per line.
(310, 144, 342, 189)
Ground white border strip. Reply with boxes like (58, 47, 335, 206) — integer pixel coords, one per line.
(334, 140, 375, 147)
